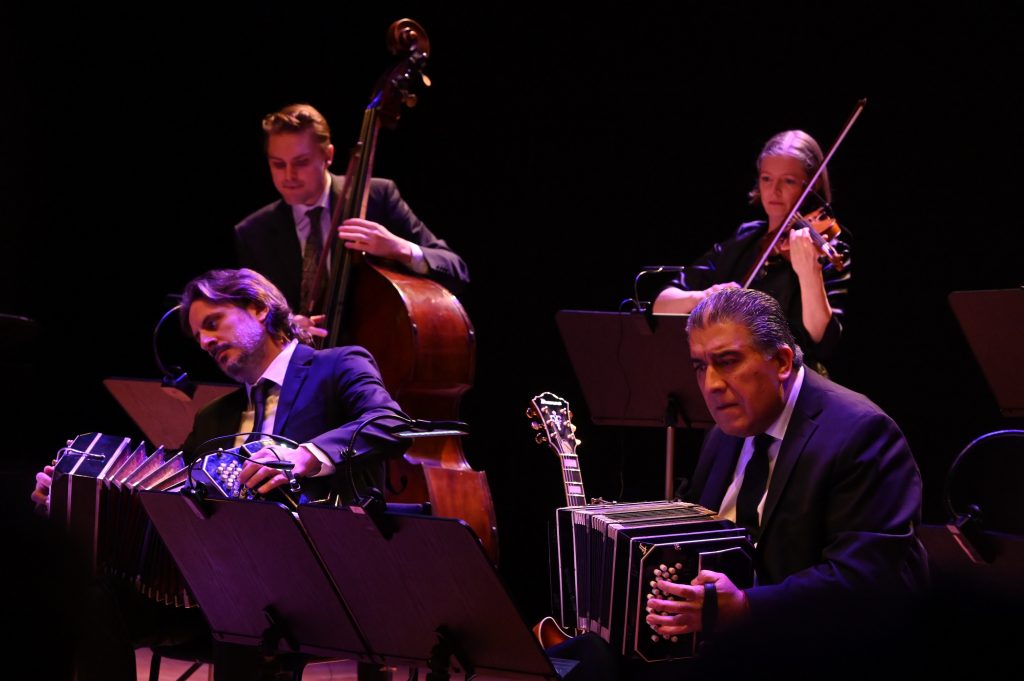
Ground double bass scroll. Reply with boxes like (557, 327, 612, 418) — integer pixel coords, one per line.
(313, 19, 499, 564)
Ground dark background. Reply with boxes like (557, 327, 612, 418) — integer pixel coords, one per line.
(3, 2, 1022, 624)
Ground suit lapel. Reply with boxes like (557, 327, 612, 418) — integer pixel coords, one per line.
(274, 344, 315, 436)
(760, 372, 826, 533)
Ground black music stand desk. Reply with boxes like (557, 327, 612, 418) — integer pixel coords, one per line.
(556, 310, 713, 498)
(140, 493, 565, 680)
(949, 288, 1024, 417)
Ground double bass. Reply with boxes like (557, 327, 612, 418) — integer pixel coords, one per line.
(311, 19, 499, 563)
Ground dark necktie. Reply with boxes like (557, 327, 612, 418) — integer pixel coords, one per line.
(736, 432, 774, 537)
(300, 206, 325, 314)
(246, 380, 271, 443)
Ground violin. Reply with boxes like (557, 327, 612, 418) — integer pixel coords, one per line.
(742, 98, 865, 289)
(770, 206, 846, 272)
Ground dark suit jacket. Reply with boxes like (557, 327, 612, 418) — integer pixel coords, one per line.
(182, 343, 409, 503)
(235, 175, 470, 308)
(685, 370, 927, 640)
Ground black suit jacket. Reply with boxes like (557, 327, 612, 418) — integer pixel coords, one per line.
(685, 370, 927, 638)
(182, 343, 409, 503)
(235, 175, 470, 308)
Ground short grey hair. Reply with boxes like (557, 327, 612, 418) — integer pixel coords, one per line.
(687, 288, 804, 368)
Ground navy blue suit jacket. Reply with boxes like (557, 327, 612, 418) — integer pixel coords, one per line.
(182, 343, 409, 503)
(235, 175, 469, 309)
(685, 370, 928, 634)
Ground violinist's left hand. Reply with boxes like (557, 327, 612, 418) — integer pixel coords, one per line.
(788, 227, 823, 280)
(337, 218, 415, 266)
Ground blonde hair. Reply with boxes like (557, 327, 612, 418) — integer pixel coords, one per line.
(748, 130, 832, 205)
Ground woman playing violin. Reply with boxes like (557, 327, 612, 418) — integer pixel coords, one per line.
(653, 130, 850, 373)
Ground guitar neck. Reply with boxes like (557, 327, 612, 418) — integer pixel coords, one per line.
(558, 450, 587, 508)
(530, 391, 588, 508)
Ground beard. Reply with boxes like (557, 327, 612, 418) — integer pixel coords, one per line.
(218, 319, 271, 384)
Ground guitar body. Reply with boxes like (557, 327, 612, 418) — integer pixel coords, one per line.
(528, 391, 589, 643)
(532, 615, 573, 648)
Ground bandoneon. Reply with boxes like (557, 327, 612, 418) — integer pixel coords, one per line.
(49, 432, 281, 607)
(554, 500, 754, 661)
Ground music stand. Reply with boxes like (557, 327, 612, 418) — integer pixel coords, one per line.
(948, 289, 1024, 417)
(555, 310, 713, 498)
(140, 493, 565, 680)
(104, 378, 238, 449)
(299, 505, 564, 680)
(139, 493, 373, 659)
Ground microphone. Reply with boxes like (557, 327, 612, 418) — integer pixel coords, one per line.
(153, 301, 196, 401)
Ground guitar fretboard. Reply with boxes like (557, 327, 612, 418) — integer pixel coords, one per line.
(559, 451, 586, 507)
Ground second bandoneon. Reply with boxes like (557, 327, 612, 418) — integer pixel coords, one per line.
(554, 500, 754, 662)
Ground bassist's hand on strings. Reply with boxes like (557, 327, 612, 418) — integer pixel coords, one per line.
(337, 218, 425, 272)
(293, 314, 328, 339)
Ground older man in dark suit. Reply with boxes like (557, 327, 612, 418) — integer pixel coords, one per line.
(646, 288, 927, 675)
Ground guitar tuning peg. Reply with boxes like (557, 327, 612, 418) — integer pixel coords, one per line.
(526, 406, 538, 418)
(535, 432, 548, 445)
(529, 421, 542, 431)
(568, 410, 574, 421)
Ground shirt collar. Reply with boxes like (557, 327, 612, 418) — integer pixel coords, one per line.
(246, 339, 298, 396)
(290, 174, 332, 231)
(764, 364, 806, 443)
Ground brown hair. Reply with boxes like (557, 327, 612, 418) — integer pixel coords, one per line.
(261, 103, 332, 154)
(180, 268, 311, 345)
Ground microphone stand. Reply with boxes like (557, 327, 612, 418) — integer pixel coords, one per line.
(153, 301, 196, 401)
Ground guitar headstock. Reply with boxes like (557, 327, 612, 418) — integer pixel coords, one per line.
(529, 392, 588, 507)
(527, 391, 580, 455)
